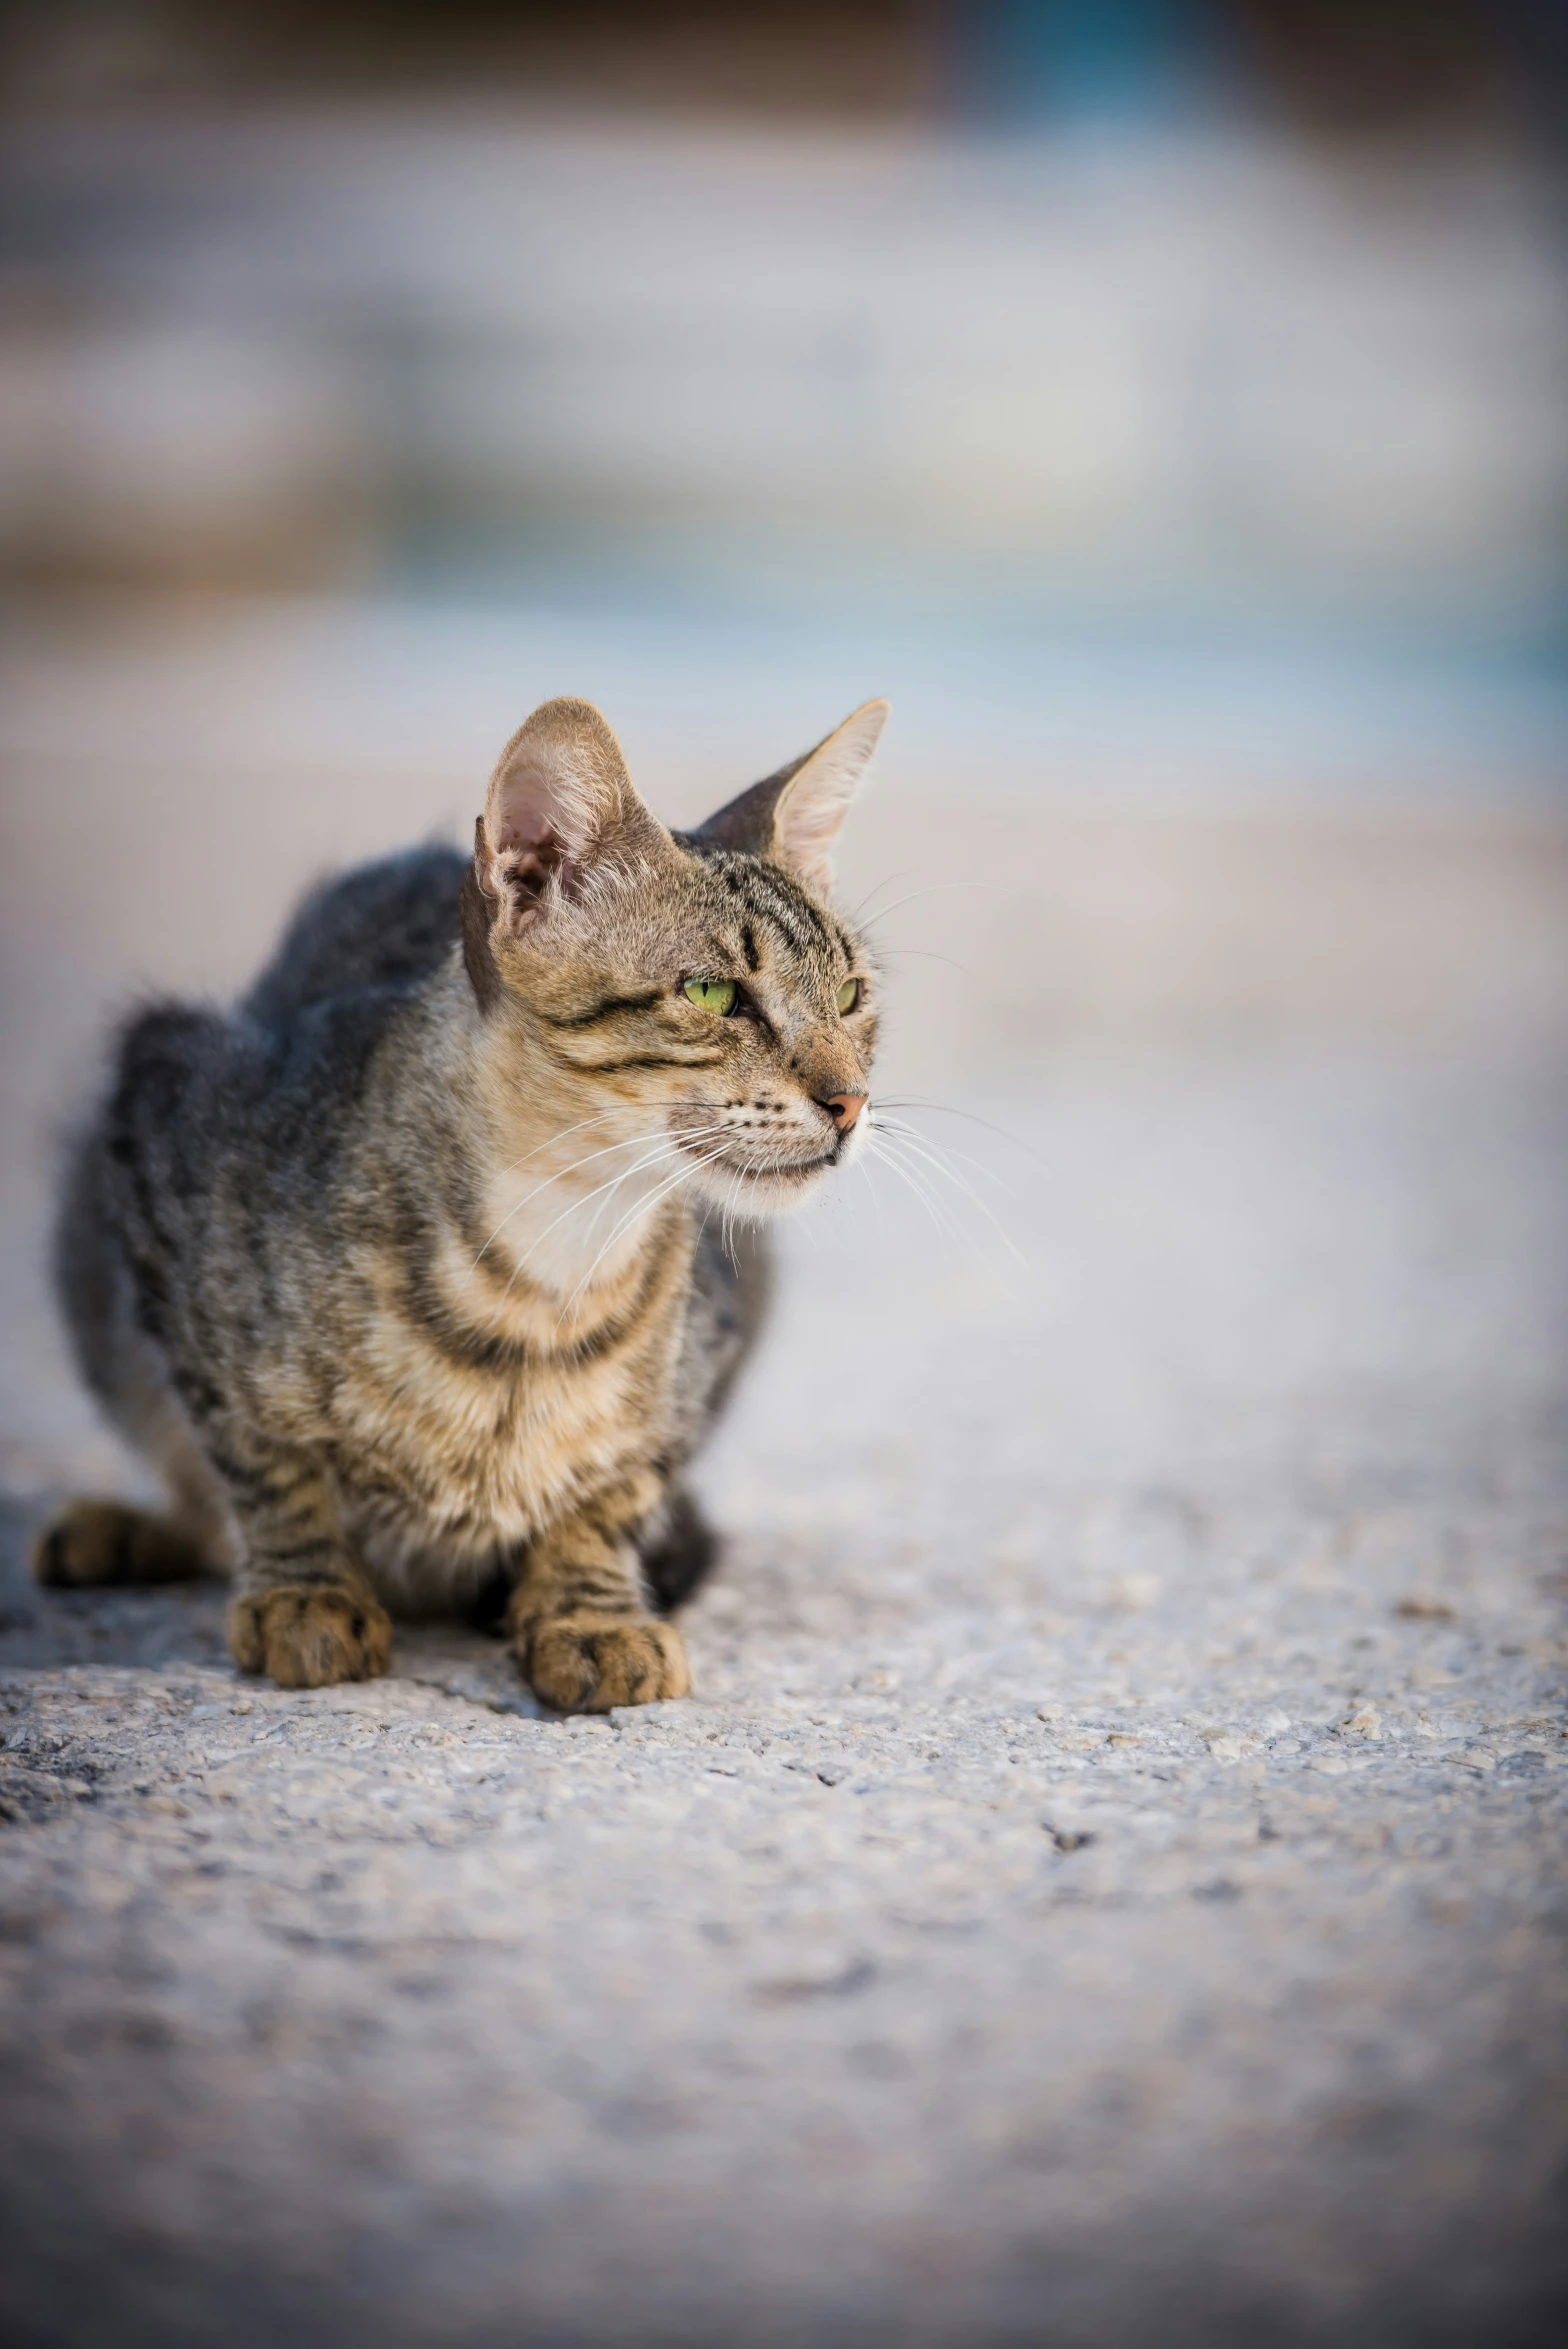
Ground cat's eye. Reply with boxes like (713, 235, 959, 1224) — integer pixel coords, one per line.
(836, 979, 860, 1016)
(684, 977, 738, 1017)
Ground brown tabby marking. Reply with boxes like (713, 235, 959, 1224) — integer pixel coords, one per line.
(34, 696, 889, 1709)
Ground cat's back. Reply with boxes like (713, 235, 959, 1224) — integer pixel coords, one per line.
(243, 844, 467, 1034)
(85, 847, 466, 1233)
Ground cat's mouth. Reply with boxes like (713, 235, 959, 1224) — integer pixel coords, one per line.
(739, 1153, 835, 1183)
(676, 1139, 834, 1182)
(671, 1132, 838, 1209)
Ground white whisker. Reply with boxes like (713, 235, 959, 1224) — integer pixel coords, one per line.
(481, 1108, 624, 1192)
(870, 946, 976, 978)
(841, 868, 916, 925)
(554, 1140, 738, 1327)
(873, 1096, 1057, 1175)
(465, 1124, 668, 1281)
(496, 1119, 752, 1295)
(496, 1141, 681, 1303)
(875, 1116, 1019, 1200)
(862, 1134, 961, 1248)
(871, 1124, 1027, 1268)
(858, 882, 993, 937)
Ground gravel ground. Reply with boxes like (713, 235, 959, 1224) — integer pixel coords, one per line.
(1, 1040, 1565, 2347)
(3, 598, 1566, 2345)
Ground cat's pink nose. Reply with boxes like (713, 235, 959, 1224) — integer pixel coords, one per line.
(821, 1091, 867, 1133)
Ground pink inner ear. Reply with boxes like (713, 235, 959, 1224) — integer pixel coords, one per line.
(492, 761, 572, 859)
(769, 701, 888, 888)
(478, 698, 665, 929)
(484, 758, 590, 923)
(775, 775, 853, 892)
(503, 836, 579, 909)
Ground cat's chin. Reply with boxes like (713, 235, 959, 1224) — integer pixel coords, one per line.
(686, 1154, 833, 1220)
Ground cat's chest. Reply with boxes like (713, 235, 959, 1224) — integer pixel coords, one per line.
(474, 1346, 665, 1526)
(338, 1261, 687, 1560)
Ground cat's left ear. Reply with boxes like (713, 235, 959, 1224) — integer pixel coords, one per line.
(693, 699, 888, 896)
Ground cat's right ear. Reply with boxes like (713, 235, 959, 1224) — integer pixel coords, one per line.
(462, 697, 668, 1003)
(480, 697, 661, 923)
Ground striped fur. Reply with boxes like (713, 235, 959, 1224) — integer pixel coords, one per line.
(36, 699, 886, 1709)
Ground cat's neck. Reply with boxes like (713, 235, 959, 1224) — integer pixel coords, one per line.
(420, 966, 696, 1323)
(471, 1086, 694, 1306)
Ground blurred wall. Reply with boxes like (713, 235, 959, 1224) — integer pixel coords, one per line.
(1, 1, 1564, 637)
(2, 118, 1564, 617)
(2, 0, 1567, 1483)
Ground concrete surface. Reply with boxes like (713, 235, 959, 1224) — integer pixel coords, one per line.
(2, 1042, 1566, 2346)
(1, 608, 1566, 2346)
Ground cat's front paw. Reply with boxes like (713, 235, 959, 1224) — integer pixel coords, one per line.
(523, 1615, 690, 1712)
(228, 1585, 392, 1688)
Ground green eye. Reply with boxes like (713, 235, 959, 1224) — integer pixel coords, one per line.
(684, 977, 738, 1017)
(836, 978, 860, 1016)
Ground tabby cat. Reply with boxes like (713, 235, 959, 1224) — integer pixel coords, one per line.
(34, 695, 887, 1710)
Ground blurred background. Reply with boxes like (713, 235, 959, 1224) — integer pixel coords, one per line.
(4, 14, 1568, 2345)
(1, 2, 1566, 1444)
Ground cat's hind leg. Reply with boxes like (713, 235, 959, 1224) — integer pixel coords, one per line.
(637, 1484, 718, 1615)
(33, 1398, 236, 1591)
(34, 1284, 237, 1590)
(42, 1126, 238, 1591)
(32, 1499, 206, 1588)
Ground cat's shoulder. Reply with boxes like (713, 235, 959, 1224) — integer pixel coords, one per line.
(244, 844, 467, 1035)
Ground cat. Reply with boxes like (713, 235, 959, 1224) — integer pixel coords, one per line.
(32, 695, 887, 1711)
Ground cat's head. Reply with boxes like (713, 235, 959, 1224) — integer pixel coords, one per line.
(461, 695, 888, 1217)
